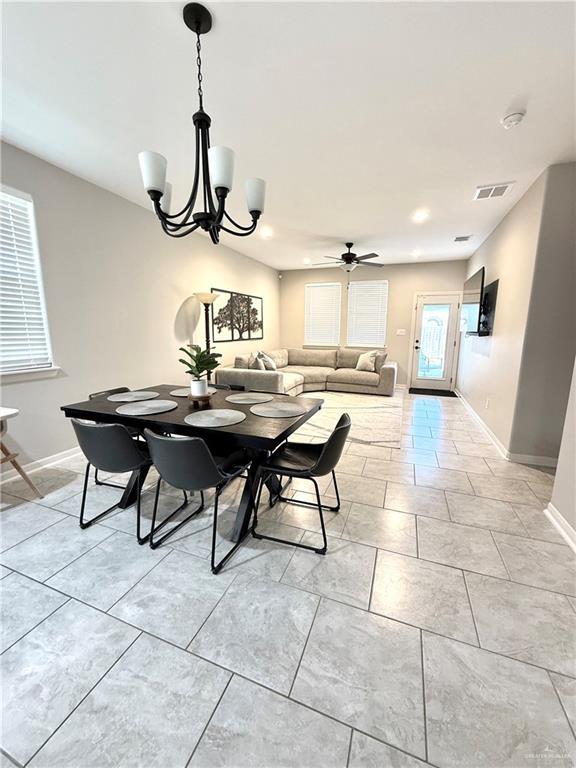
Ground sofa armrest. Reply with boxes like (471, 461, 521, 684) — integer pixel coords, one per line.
(377, 362, 397, 396)
(215, 367, 284, 394)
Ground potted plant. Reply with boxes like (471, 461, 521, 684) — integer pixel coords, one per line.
(179, 345, 222, 397)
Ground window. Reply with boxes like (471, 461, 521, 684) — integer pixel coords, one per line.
(1, 187, 53, 374)
(304, 282, 341, 346)
(347, 280, 388, 347)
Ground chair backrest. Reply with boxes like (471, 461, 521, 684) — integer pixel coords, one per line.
(89, 386, 130, 400)
(144, 430, 225, 491)
(71, 419, 147, 473)
(311, 413, 351, 477)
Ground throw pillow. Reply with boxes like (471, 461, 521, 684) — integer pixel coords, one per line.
(234, 355, 251, 369)
(257, 351, 277, 370)
(374, 352, 388, 372)
(356, 350, 378, 372)
(248, 353, 265, 370)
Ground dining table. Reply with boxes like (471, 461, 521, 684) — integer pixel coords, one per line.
(61, 385, 324, 542)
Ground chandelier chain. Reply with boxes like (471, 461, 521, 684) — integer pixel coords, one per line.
(196, 32, 204, 110)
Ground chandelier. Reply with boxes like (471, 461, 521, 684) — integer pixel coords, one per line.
(138, 3, 266, 244)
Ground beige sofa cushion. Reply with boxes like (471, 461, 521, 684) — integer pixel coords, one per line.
(268, 348, 288, 369)
(327, 368, 380, 387)
(288, 348, 338, 368)
(282, 365, 334, 385)
(337, 347, 387, 369)
(281, 372, 305, 393)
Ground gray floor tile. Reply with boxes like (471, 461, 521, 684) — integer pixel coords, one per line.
(292, 598, 425, 758)
(390, 448, 439, 467)
(384, 482, 449, 520)
(109, 549, 235, 647)
(0, 502, 66, 553)
(0, 751, 19, 768)
(342, 503, 417, 555)
(101, 488, 202, 539)
(415, 465, 473, 494)
(347, 442, 392, 461)
(417, 517, 508, 578)
(0, 565, 11, 579)
(511, 504, 565, 545)
(550, 673, 576, 735)
(190, 577, 318, 694)
(267, 491, 351, 536)
(436, 452, 492, 475)
(493, 533, 576, 596)
(431, 427, 473, 441)
(0, 493, 23, 512)
(466, 572, 576, 676)
(328, 472, 387, 506)
(445, 491, 527, 535)
(363, 458, 415, 485)
(0, 572, 68, 652)
(46, 531, 168, 609)
(371, 550, 477, 644)
(189, 676, 350, 768)
(413, 436, 457, 453)
(468, 474, 541, 505)
(349, 732, 432, 767)
(485, 459, 554, 485)
(453, 440, 502, 458)
(29, 634, 230, 768)
(282, 531, 376, 609)
(335, 453, 367, 475)
(0, 517, 113, 581)
(208, 524, 300, 581)
(53, 483, 125, 519)
(423, 632, 576, 767)
(0, 600, 138, 765)
(402, 425, 432, 437)
(528, 481, 554, 503)
(1, 467, 75, 501)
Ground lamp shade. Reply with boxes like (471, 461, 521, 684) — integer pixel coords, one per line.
(245, 178, 266, 214)
(194, 292, 220, 305)
(161, 182, 172, 214)
(208, 146, 235, 191)
(138, 151, 167, 193)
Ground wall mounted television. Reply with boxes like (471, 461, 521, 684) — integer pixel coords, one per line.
(460, 267, 485, 335)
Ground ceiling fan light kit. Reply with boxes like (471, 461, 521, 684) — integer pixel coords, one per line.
(138, 3, 266, 244)
(310, 242, 385, 270)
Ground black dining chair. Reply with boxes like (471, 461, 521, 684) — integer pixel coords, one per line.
(252, 413, 351, 555)
(71, 419, 152, 543)
(144, 429, 252, 571)
(88, 387, 140, 489)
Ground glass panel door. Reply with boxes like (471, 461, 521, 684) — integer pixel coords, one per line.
(411, 295, 460, 390)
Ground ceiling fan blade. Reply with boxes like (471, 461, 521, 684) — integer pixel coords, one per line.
(309, 262, 338, 266)
(356, 252, 380, 261)
(322, 256, 344, 261)
(356, 260, 384, 267)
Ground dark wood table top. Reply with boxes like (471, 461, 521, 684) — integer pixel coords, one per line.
(61, 385, 323, 451)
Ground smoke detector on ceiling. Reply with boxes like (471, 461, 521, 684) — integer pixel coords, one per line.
(473, 182, 515, 201)
(501, 111, 526, 130)
(454, 235, 471, 242)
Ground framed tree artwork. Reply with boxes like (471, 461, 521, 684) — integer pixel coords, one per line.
(211, 288, 264, 343)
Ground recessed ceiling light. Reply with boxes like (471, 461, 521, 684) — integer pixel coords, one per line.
(259, 225, 274, 240)
(411, 208, 430, 224)
(302, 257, 311, 264)
(411, 250, 421, 258)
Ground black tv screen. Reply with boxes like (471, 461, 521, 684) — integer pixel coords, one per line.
(461, 267, 485, 334)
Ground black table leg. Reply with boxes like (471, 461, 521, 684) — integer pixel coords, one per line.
(118, 464, 150, 509)
(229, 451, 287, 542)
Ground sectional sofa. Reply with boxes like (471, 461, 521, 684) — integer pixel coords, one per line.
(214, 347, 397, 396)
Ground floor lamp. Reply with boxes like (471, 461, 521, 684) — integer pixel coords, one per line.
(194, 292, 219, 381)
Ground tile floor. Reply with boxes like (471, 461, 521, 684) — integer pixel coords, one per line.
(0, 392, 574, 768)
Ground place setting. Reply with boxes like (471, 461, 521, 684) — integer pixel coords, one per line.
(115, 400, 178, 416)
(107, 390, 160, 402)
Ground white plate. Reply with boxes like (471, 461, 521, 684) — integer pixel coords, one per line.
(225, 393, 275, 404)
(250, 402, 307, 418)
(107, 391, 159, 402)
(116, 400, 178, 416)
(170, 387, 217, 397)
(184, 409, 247, 428)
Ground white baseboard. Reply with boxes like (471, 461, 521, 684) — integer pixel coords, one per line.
(454, 389, 558, 467)
(0, 446, 82, 484)
(545, 502, 576, 553)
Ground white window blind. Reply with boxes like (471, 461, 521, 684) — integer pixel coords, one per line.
(347, 280, 388, 347)
(304, 282, 341, 346)
(1, 187, 53, 373)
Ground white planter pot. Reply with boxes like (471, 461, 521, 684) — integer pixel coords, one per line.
(190, 379, 208, 397)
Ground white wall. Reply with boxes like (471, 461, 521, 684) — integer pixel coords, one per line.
(279, 260, 467, 385)
(551, 359, 576, 531)
(0, 142, 280, 464)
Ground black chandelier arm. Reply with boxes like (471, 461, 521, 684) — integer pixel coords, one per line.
(223, 210, 258, 231)
(160, 124, 202, 223)
(219, 220, 258, 237)
(160, 220, 201, 238)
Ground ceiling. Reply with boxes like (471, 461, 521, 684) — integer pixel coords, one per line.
(2, 2, 574, 270)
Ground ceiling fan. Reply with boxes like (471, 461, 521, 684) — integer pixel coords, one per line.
(311, 242, 384, 272)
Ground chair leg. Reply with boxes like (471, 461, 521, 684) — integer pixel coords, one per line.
(149, 483, 203, 550)
(268, 472, 340, 513)
(0, 439, 43, 499)
(135, 473, 150, 545)
(252, 472, 327, 555)
(211, 481, 256, 575)
(79, 462, 121, 529)
(93, 466, 125, 490)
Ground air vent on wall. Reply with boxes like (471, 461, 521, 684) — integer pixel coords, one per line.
(474, 182, 515, 200)
(454, 235, 471, 242)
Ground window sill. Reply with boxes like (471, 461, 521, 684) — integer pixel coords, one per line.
(1, 366, 63, 384)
